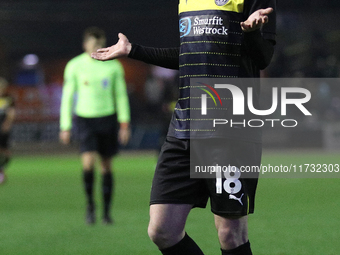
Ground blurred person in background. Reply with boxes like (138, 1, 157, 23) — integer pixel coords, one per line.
(59, 27, 130, 225)
(0, 77, 15, 184)
(144, 66, 179, 152)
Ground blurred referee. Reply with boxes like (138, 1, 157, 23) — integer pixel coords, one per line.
(59, 27, 130, 225)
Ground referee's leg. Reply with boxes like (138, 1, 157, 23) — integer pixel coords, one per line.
(99, 155, 114, 224)
(81, 151, 96, 224)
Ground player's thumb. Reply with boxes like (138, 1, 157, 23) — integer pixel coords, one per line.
(261, 7, 273, 15)
(118, 33, 127, 40)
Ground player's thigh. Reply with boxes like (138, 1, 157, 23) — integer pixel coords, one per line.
(150, 136, 209, 208)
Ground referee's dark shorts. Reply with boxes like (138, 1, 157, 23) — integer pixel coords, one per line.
(150, 136, 262, 217)
(75, 114, 119, 158)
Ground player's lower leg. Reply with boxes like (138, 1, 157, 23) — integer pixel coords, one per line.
(221, 241, 252, 255)
(215, 215, 251, 255)
(149, 204, 204, 254)
(83, 169, 95, 224)
(102, 170, 113, 224)
(159, 233, 205, 255)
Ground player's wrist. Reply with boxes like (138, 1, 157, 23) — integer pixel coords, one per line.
(127, 43, 137, 58)
(126, 43, 132, 56)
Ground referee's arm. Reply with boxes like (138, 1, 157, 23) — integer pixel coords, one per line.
(59, 62, 77, 144)
(114, 62, 130, 145)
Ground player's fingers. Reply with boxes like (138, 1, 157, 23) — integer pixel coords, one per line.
(257, 18, 264, 26)
(251, 19, 257, 28)
(243, 20, 252, 29)
(96, 47, 110, 53)
(240, 21, 251, 31)
(240, 22, 247, 30)
(260, 7, 273, 15)
(118, 33, 126, 40)
(263, 16, 269, 24)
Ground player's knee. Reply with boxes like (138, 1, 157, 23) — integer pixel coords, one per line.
(148, 224, 165, 245)
(217, 225, 246, 250)
(148, 224, 176, 248)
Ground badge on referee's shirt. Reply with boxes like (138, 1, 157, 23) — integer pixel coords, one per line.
(102, 78, 108, 89)
(215, 0, 230, 6)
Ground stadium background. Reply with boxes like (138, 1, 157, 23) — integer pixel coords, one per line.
(0, 1, 339, 255)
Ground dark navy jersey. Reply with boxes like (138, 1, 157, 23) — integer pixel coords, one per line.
(128, 0, 276, 141)
(166, 0, 276, 141)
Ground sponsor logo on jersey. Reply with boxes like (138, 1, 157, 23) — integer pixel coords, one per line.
(179, 17, 191, 38)
(179, 15, 229, 38)
(215, 0, 230, 6)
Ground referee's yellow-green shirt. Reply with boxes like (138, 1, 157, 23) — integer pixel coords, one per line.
(60, 53, 130, 131)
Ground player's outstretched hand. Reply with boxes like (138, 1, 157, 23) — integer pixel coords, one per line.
(91, 33, 132, 61)
(240, 7, 273, 32)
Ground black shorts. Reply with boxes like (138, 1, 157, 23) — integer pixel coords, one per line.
(150, 136, 262, 216)
(76, 114, 119, 157)
(0, 132, 10, 149)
